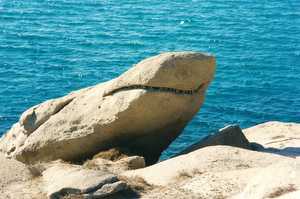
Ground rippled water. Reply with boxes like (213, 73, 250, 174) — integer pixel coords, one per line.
(0, 0, 299, 158)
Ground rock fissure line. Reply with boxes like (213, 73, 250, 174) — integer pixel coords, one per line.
(265, 137, 300, 145)
(103, 83, 206, 97)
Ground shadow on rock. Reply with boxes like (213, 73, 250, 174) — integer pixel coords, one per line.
(251, 142, 300, 158)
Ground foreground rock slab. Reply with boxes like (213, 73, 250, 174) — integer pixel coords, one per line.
(121, 145, 293, 187)
(122, 146, 299, 199)
(0, 52, 215, 165)
(122, 121, 300, 198)
(42, 161, 127, 199)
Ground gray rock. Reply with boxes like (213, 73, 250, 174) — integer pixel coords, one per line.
(177, 125, 251, 156)
(42, 161, 118, 199)
(0, 52, 215, 165)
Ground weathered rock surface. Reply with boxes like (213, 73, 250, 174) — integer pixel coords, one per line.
(232, 159, 299, 199)
(0, 153, 45, 199)
(0, 153, 32, 188)
(180, 167, 258, 198)
(177, 125, 251, 156)
(0, 52, 215, 165)
(244, 121, 300, 158)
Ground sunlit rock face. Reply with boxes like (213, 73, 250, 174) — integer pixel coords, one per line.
(0, 52, 215, 165)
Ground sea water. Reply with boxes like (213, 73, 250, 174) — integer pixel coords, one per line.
(0, 0, 299, 158)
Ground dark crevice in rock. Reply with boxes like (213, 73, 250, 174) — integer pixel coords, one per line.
(103, 83, 206, 97)
(25, 97, 75, 135)
(52, 98, 74, 115)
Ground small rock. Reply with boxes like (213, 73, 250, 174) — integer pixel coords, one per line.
(120, 156, 146, 170)
(84, 155, 145, 174)
(91, 148, 135, 161)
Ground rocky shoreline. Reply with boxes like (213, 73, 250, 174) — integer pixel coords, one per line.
(0, 52, 299, 199)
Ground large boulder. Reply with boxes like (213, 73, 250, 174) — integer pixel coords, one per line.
(0, 52, 215, 165)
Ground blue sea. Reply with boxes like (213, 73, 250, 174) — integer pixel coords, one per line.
(0, 0, 299, 159)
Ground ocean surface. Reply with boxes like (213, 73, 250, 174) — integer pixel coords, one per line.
(0, 0, 299, 159)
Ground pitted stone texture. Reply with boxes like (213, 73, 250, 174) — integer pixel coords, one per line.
(232, 159, 300, 199)
(0, 52, 215, 165)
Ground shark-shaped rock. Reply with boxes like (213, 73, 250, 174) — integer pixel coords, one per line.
(0, 52, 215, 165)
